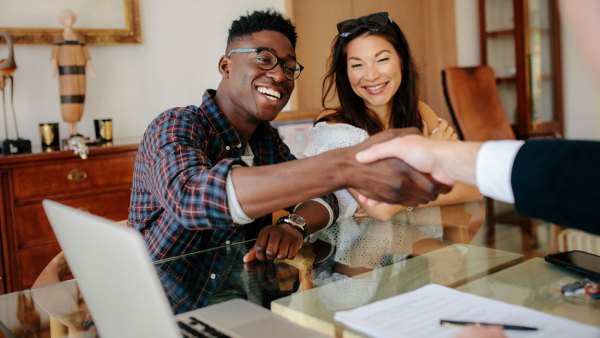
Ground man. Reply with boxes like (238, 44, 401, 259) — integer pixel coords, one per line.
(356, 136, 599, 235)
(355, 0, 600, 237)
(129, 10, 448, 313)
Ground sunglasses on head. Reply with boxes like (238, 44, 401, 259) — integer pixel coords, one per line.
(337, 12, 392, 38)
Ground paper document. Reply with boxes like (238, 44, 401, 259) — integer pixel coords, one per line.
(334, 284, 600, 338)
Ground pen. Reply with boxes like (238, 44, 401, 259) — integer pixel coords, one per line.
(440, 319, 538, 331)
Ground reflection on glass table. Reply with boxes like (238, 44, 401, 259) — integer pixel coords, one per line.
(0, 201, 511, 337)
(457, 258, 600, 327)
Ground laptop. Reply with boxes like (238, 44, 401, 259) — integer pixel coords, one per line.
(42, 200, 327, 338)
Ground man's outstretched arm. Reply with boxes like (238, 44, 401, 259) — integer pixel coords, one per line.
(233, 129, 452, 219)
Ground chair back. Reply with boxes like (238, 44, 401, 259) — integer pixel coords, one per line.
(442, 66, 516, 141)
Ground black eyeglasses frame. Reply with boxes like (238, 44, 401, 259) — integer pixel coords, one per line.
(226, 47, 304, 80)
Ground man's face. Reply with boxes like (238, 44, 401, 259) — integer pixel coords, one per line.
(222, 30, 296, 123)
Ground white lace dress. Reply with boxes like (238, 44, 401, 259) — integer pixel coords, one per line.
(302, 122, 443, 269)
(303, 122, 369, 219)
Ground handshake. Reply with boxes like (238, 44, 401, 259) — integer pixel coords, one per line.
(349, 128, 472, 207)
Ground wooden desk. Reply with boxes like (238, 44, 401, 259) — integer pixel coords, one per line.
(0, 142, 138, 293)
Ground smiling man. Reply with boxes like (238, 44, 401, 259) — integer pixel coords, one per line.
(128, 10, 449, 313)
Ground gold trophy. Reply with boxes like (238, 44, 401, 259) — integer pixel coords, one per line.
(39, 123, 60, 151)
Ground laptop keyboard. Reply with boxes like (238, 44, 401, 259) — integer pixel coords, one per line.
(178, 316, 232, 338)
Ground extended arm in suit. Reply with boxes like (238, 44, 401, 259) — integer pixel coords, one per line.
(355, 135, 600, 235)
(512, 140, 600, 233)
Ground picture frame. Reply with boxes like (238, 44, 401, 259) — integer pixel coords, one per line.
(0, 0, 141, 45)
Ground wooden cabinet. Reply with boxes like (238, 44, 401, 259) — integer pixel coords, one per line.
(479, 0, 563, 138)
(0, 143, 138, 292)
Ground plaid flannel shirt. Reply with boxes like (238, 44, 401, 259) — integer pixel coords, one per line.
(128, 90, 338, 313)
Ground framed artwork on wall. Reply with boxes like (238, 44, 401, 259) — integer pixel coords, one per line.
(0, 0, 141, 44)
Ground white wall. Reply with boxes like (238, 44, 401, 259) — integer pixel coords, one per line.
(559, 4, 600, 139)
(454, 0, 600, 140)
(3, 0, 598, 146)
(455, 0, 480, 67)
(2, 0, 285, 146)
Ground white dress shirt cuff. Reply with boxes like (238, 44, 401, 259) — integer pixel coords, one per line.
(476, 140, 525, 204)
(226, 167, 254, 224)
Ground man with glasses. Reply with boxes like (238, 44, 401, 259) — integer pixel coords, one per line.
(129, 9, 449, 313)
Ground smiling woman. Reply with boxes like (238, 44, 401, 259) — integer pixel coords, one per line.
(0, 0, 141, 44)
(286, 0, 457, 121)
(302, 11, 481, 226)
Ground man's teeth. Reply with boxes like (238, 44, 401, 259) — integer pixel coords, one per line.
(366, 83, 386, 91)
(257, 87, 281, 100)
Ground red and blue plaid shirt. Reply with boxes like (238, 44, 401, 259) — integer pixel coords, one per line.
(128, 90, 338, 313)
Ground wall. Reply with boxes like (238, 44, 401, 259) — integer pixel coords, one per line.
(1, 0, 285, 146)
(2, 0, 598, 146)
(558, 1, 600, 139)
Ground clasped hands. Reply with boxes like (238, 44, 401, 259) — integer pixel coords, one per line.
(347, 127, 453, 207)
(243, 128, 453, 263)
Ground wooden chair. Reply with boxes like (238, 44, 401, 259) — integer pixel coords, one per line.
(441, 66, 536, 249)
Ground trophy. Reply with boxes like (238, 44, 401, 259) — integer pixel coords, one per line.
(39, 122, 60, 151)
(94, 119, 113, 144)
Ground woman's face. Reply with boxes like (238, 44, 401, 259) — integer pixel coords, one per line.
(345, 34, 402, 115)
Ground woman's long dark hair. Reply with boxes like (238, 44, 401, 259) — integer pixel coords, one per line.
(319, 18, 422, 135)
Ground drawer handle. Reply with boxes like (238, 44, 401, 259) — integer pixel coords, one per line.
(67, 168, 88, 182)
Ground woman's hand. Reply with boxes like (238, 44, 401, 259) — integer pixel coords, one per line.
(423, 118, 458, 141)
(353, 207, 370, 218)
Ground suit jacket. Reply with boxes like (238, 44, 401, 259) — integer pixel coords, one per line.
(511, 139, 600, 235)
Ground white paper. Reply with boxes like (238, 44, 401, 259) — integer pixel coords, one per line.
(334, 284, 600, 338)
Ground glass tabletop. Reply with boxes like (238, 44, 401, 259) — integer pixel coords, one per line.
(0, 200, 552, 337)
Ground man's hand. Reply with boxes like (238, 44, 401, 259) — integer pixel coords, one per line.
(243, 223, 303, 262)
(356, 134, 482, 188)
(344, 129, 453, 206)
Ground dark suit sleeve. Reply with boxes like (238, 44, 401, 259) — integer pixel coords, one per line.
(511, 140, 600, 235)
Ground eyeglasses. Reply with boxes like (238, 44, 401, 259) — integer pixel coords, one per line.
(226, 47, 304, 80)
(337, 12, 391, 38)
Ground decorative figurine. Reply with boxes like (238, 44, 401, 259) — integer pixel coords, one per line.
(51, 9, 95, 139)
(0, 31, 31, 154)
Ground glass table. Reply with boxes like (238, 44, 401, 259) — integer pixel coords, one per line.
(0, 201, 596, 337)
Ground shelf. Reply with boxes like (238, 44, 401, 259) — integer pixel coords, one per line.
(485, 29, 514, 38)
(496, 76, 516, 84)
(479, 0, 563, 139)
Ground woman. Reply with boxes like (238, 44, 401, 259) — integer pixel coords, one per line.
(304, 12, 481, 222)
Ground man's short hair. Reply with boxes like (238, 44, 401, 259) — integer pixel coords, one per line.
(227, 9, 297, 49)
